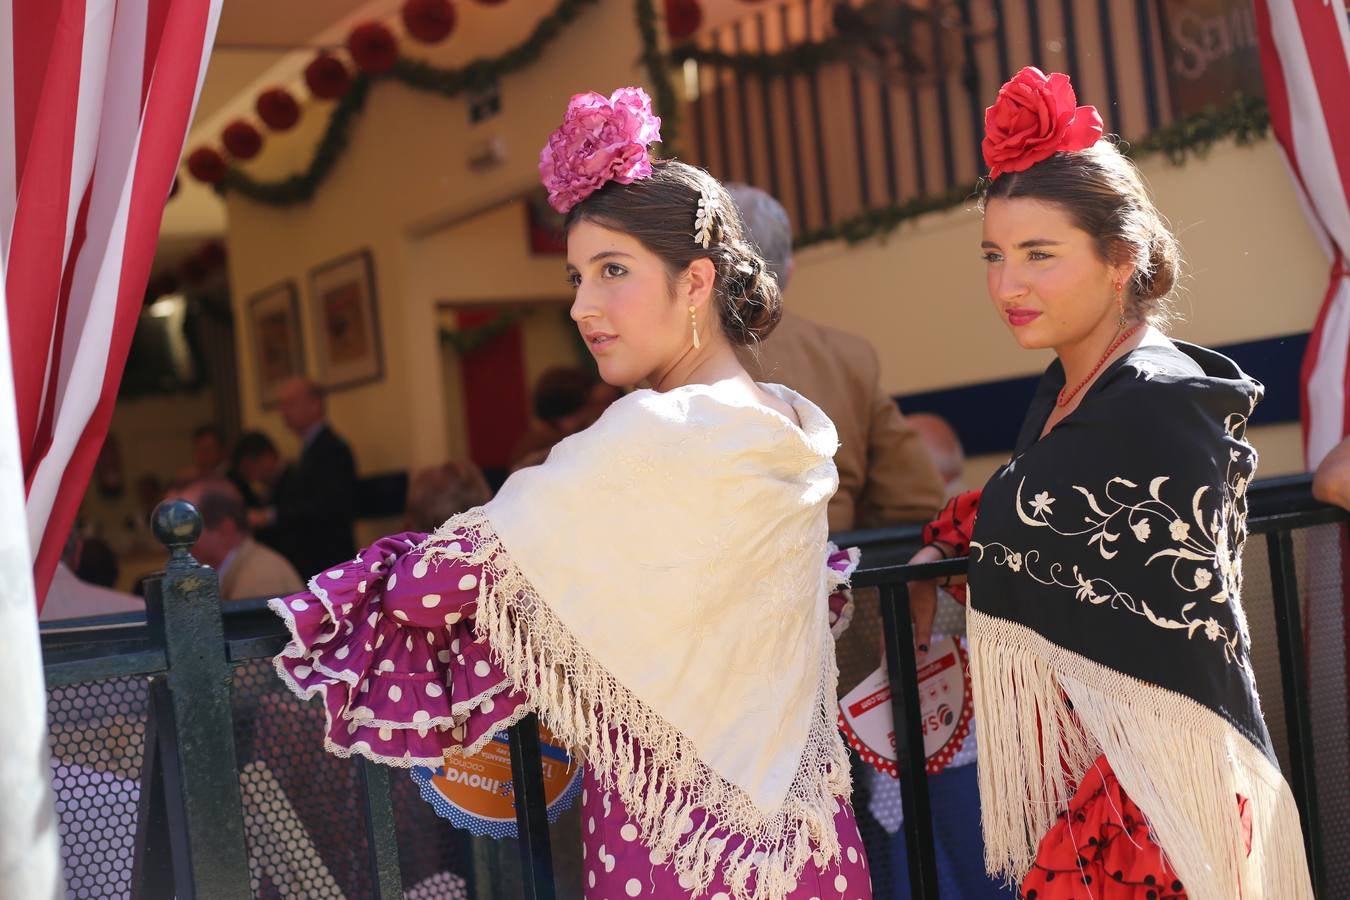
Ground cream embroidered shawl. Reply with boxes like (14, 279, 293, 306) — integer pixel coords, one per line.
(423, 382, 853, 900)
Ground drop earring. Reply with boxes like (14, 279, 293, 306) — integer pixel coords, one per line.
(1116, 282, 1128, 329)
(690, 304, 701, 349)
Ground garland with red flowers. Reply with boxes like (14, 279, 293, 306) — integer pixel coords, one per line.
(187, 0, 655, 206)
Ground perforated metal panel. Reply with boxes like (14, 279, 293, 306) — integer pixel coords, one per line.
(1238, 536, 1288, 768)
(1297, 523, 1350, 893)
(47, 675, 148, 899)
(233, 657, 377, 897)
(231, 657, 480, 898)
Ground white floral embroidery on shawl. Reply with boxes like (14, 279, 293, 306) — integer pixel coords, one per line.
(971, 410, 1256, 666)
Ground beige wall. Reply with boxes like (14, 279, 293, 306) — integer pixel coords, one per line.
(411, 201, 581, 461)
(225, 0, 641, 475)
(221, 0, 1324, 489)
(786, 137, 1327, 481)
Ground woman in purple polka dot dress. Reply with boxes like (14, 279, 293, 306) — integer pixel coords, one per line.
(270, 87, 872, 900)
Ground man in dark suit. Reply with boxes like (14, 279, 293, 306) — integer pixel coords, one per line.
(249, 377, 357, 579)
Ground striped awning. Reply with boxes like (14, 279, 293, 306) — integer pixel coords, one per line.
(0, 0, 222, 607)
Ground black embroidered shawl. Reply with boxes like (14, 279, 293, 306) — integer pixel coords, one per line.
(965, 341, 1312, 899)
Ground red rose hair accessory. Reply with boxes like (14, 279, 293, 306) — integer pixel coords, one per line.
(982, 66, 1104, 179)
(538, 87, 663, 214)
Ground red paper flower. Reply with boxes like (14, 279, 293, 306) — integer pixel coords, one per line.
(256, 87, 301, 130)
(402, 0, 456, 43)
(305, 52, 351, 100)
(982, 66, 1103, 179)
(186, 147, 227, 184)
(222, 120, 263, 160)
(347, 21, 400, 74)
(664, 0, 702, 41)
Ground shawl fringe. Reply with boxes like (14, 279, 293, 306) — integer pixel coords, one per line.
(968, 606, 1313, 900)
(424, 509, 853, 900)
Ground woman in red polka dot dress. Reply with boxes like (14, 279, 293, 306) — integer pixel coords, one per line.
(269, 88, 872, 900)
(904, 68, 1313, 900)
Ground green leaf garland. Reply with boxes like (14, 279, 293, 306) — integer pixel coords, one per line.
(636, 0, 679, 154)
(669, 39, 846, 77)
(439, 309, 532, 356)
(794, 95, 1271, 249)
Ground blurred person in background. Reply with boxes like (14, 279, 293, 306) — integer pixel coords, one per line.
(229, 430, 284, 510)
(179, 478, 303, 601)
(179, 423, 229, 482)
(404, 462, 492, 533)
(253, 377, 358, 577)
(907, 411, 966, 497)
(42, 528, 142, 621)
(510, 366, 602, 471)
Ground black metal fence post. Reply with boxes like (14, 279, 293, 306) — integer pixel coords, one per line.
(129, 676, 177, 899)
(878, 582, 940, 898)
(508, 714, 557, 900)
(1265, 528, 1326, 893)
(143, 499, 252, 899)
(358, 757, 406, 897)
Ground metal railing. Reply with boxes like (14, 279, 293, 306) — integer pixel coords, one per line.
(41, 502, 557, 900)
(680, 0, 1173, 237)
(41, 475, 1335, 898)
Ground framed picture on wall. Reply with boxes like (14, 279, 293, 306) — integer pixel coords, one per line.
(307, 249, 384, 391)
(247, 279, 304, 409)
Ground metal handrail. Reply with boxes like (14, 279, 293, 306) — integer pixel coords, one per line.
(39, 475, 1339, 897)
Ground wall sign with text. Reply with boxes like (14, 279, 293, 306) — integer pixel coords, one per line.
(1157, 0, 1264, 118)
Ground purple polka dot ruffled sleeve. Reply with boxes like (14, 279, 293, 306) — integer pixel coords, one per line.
(271, 530, 526, 767)
(271, 535, 860, 769)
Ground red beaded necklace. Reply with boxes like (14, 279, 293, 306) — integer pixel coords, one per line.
(1056, 323, 1143, 408)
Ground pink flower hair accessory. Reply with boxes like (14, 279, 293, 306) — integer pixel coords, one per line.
(538, 87, 663, 214)
(982, 66, 1103, 179)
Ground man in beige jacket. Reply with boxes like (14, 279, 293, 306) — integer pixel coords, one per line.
(178, 478, 304, 601)
(727, 184, 944, 534)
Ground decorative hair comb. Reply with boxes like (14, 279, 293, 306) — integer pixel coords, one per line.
(982, 67, 1103, 179)
(694, 181, 720, 249)
(538, 87, 663, 214)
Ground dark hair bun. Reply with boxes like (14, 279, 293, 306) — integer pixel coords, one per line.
(1133, 221, 1180, 306)
(717, 241, 782, 346)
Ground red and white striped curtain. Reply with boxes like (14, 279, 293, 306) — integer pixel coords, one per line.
(1255, 1, 1350, 464)
(1, 0, 222, 608)
(1256, 1, 1350, 886)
